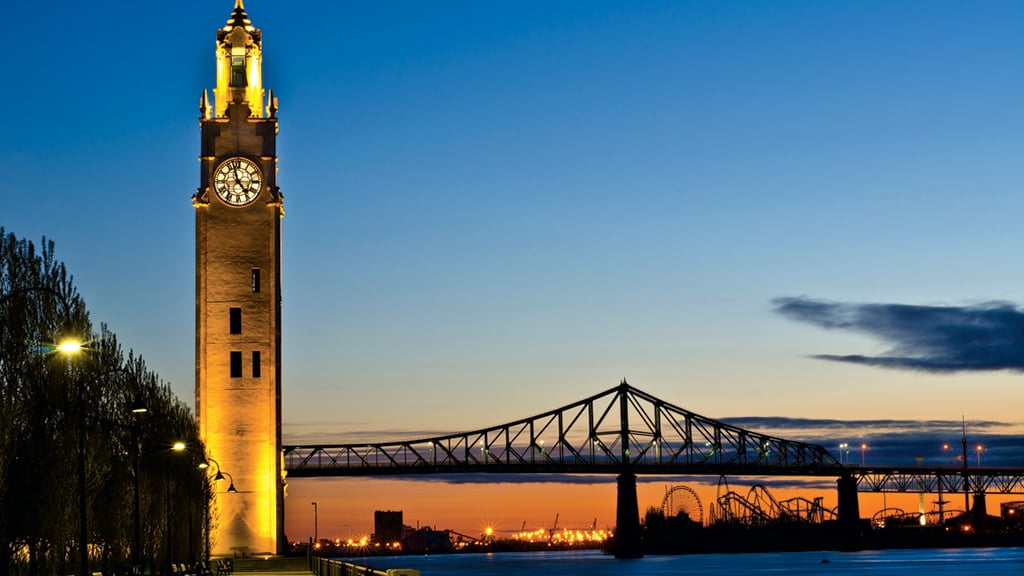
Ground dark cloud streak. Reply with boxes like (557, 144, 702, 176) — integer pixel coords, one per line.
(774, 297, 1024, 372)
(724, 416, 1013, 432)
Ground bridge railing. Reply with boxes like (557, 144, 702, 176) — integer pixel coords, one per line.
(311, 557, 419, 576)
(284, 382, 840, 476)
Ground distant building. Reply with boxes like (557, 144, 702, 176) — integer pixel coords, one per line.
(374, 511, 404, 546)
(402, 528, 453, 553)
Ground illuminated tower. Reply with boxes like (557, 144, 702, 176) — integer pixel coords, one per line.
(194, 0, 283, 556)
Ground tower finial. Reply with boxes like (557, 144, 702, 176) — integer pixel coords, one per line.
(226, 0, 253, 30)
(200, 89, 211, 119)
(266, 89, 278, 118)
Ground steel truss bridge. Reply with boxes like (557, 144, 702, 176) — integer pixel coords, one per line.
(284, 381, 839, 477)
(282, 380, 1024, 557)
(853, 467, 1024, 495)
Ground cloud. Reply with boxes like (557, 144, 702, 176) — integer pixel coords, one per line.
(723, 416, 1013, 432)
(773, 297, 1024, 372)
(722, 417, 1016, 439)
(283, 426, 457, 445)
(727, 417, 1024, 468)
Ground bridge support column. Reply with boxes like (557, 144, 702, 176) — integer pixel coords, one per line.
(971, 492, 988, 532)
(614, 472, 643, 559)
(836, 474, 861, 547)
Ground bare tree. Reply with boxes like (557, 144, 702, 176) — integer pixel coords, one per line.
(0, 229, 208, 575)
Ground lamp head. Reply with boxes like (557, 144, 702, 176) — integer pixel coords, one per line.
(56, 338, 82, 356)
(129, 393, 149, 414)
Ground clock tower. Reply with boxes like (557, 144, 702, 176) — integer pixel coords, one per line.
(194, 0, 283, 556)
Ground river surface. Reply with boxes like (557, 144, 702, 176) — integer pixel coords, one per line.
(345, 547, 1024, 575)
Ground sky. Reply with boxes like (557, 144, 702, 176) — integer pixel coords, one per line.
(3, 0, 1024, 539)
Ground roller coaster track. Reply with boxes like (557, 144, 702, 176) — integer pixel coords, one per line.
(709, 483, 836, 526)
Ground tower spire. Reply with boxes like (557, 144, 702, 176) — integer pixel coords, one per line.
(226, 0, 253, 31)
(200, 89, 211, 119)
(213, 0, 265, 118)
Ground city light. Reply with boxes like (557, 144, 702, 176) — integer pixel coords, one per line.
(511, 526, 609, 544)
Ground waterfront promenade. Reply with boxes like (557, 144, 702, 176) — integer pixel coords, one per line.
(231, 557, 313, 576)
(234, 556, 417, 576)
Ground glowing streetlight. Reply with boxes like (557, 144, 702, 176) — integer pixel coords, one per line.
(166, 440, 186, 572)
(860, 443, 867, 467)
(976, 444, 984, 467)
(57, 338, 83, 355)
(51, 336, 89, 575)
(130, 392, 149, 414)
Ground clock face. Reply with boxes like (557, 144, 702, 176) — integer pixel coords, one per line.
(213, 157, 263, 206)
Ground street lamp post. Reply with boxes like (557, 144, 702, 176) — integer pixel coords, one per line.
(130, 396, 149, 568)
(75, 352, 88, 576)
(132, 423, 143, 567)
(198, 457, 237, 561)
(71, 365, 148, 575)
(312, 502, 318, 547)
(167, 441, 186, 572)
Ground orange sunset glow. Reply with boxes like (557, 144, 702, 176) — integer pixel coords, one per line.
(282, 476, 1015, 542)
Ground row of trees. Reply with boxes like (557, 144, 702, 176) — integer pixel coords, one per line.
(0, 229, 212, 575)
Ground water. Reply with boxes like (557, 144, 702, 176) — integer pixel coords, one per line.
(346, 547, 1024, 575)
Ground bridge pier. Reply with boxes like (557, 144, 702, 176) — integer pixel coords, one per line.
(971, 492, 988, 532)
(836, 474, 862, 546)
(614, 472, 643, 559)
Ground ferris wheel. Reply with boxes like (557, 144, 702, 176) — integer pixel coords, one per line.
(660, 484, 704, 525)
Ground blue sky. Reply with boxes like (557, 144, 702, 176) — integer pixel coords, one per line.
(3, 1, 1024, 535)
